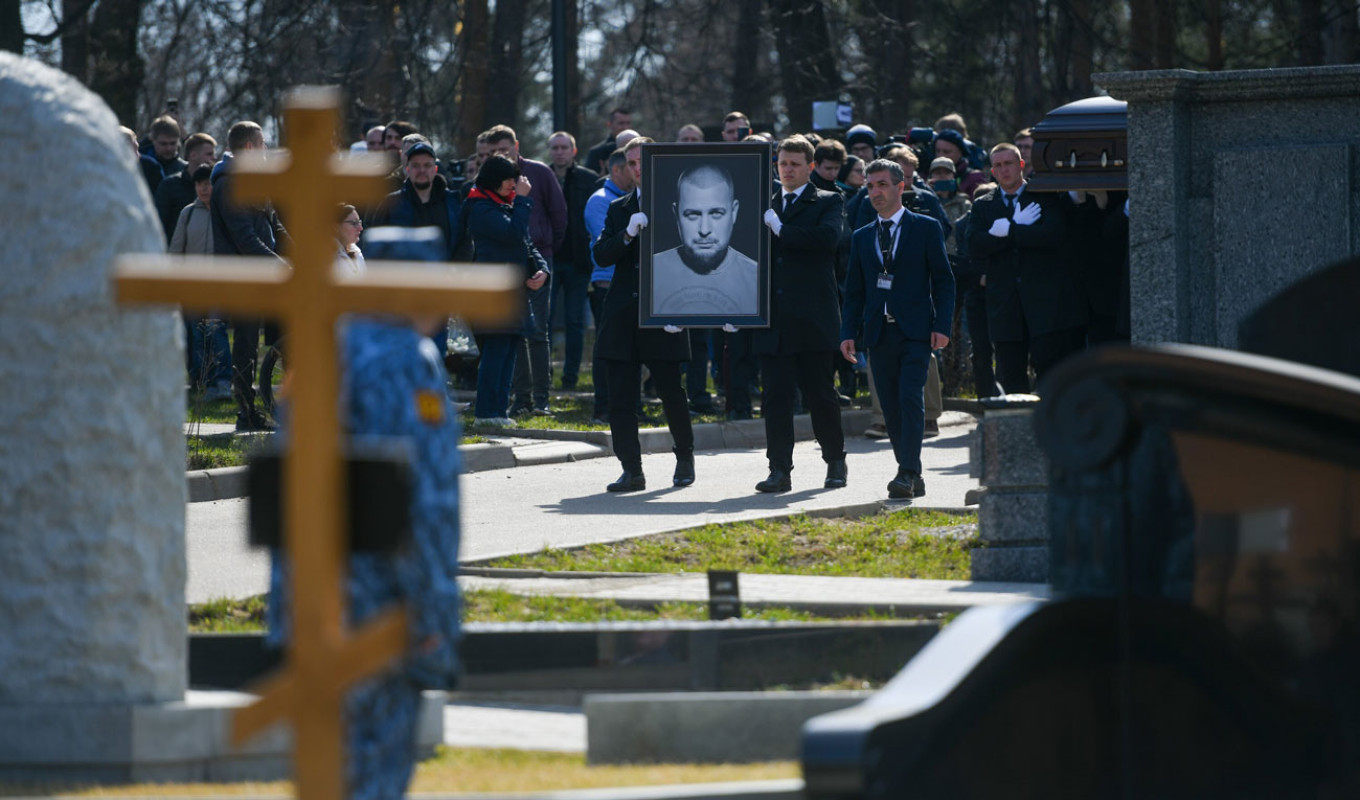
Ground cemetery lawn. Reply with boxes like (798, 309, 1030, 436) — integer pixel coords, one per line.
(463, 393, 729, 433)
(2, 748, 796, 796)
(480, 508, 978, 579)
(190, 590, 917, 632)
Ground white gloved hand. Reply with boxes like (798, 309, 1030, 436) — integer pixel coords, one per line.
(1068, 190, 1086, 204)
(1013, 201, 1041, 226)
(987, 218, 1011, 238)
(763, 208, 782, 236)
(1124, 198, 1130, 217)
(663, 325, 683, 334)
(722, 323, 738, 333)
(626, 212, 649, 237)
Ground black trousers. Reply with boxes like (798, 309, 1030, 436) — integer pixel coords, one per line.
(759, 351, 845, 471)
(605, 358, 693, 472)
(686, 328, 713, 409)
(231, 319, 280, 415)
(994, 323, 1084, 393)
(721, 329, 756, 416)
(964, 285, 1001, 398)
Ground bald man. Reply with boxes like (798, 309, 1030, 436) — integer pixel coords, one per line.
(651, 164, 758, 316)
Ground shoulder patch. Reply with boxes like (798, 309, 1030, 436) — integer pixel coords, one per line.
(415, 389, 446, 425)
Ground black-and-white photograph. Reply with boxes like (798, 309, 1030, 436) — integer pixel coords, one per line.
(639, 142, 771, 327)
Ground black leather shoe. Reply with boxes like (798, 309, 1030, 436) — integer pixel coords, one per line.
(673, 459, 695, 487)
(756, 468, 792, 493)
(887, 468, 924, 499)
(824, 460, 848, 489)
(923, 419, 940, 438)
(607, 470, 646, 493)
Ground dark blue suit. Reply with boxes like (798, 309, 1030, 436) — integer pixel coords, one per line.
(841, 209, 955, 474)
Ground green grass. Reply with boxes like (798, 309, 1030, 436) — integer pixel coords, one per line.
(187, 589, 916, 633)
(481, 509, 978, 579)
(463, 392, 729, 433)
(185, 435, 261, 470)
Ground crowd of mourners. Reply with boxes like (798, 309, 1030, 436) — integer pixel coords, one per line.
(124, 103, 1130, 499)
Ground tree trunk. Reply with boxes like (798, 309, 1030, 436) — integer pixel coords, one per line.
(0, 0, 20, 55)
(1014, 0, 1045, 130)
(88, 0, 145, 125)
(1068, 0, 1094, 98)
(1205, 0, 1224, 70)
(1129, 0, 1155, 69)
(485, 0, 527, 131)
(1154, 0, 1176, 68)
(1322, 0, 1359, 63)
(61, 0, 91, 82)
(457, 0, 489, 151)
(564, 0, 582, 139)
(729, 1, 763, 120)
(853, 0, 913, 134)
(766, 0, 840, 133)
(1298, 0, 1325, 65)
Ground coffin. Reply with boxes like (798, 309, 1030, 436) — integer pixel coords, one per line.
(1026, 96, 1127, 192)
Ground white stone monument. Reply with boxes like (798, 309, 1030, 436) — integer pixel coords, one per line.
(0, 53, 238, 782)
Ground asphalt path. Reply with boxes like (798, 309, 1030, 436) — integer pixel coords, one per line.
(186, 421, 978, 603)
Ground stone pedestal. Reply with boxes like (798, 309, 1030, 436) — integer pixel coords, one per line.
(1093, 66, 1360, 349)
(969, 408, 1049, 582)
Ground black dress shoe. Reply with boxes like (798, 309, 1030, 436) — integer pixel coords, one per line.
(824, 459, 848, 489)
(923, 419, 940, 438)
(756, 468, 792, 493)
(673, 459, 695, 487)
(607, 470, 646, 492)
(887, 468, 925, 499)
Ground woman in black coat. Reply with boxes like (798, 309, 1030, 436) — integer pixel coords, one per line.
(464, 154, 549, 426)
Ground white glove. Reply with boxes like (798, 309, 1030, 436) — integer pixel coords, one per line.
(722, 323, 738, 333)
(1067, 190, 1086, 204)
(987, 218, 1011, 238)
(626, 212, 649, 237)
(762, 208, 782, 236)
(1013, 201, 1041, 226)
(1124, 198, 1130, 217)
(663, 325, 683, 334)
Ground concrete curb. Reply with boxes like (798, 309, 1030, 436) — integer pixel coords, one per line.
(186, 409, 976, 503)
(586, 691, 870, 764)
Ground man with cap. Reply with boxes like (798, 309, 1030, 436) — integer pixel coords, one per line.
(932, 128, 985, 198)
(844, 124, 877, 164)
(371, 141, 464, 262)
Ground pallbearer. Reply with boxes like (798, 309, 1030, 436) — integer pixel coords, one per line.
(752, 135, 848, 493)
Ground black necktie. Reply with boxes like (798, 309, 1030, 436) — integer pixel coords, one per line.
(783, 192, 796, 214)
(1004, 192, 1016, 209)
(878, 219, 894, 265)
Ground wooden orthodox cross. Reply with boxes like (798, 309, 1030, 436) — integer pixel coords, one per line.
(114, 87, 518, 799)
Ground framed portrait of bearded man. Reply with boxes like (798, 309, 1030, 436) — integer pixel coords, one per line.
(638, 142, 772, 328)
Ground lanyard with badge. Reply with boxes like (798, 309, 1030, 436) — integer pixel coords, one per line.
(877, 219, 894, 290)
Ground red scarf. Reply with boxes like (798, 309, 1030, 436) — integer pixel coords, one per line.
(468, 185, 515, 205)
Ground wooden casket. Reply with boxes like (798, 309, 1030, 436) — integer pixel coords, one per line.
(1026, 95, 1127, 192)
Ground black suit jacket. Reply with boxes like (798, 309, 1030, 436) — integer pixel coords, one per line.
(591, 191, 692, 363)
(841, 210, 955, 348)
(965, 186, 1085, 341)
(754, 186, 844, 355)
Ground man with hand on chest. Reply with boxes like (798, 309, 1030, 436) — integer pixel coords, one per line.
(751, 135, 847, 493)
(840, 159, 955, 500)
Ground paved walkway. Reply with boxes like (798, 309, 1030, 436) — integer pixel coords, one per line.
(186, 420, 979, 603)
(444, 702, 587, 752)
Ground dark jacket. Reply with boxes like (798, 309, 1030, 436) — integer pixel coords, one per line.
(753, 186, 844, 356)
(372, 174, 464, 260)
(841, 210, 955, 348)
(965, 186, 1085, 341)
(517, 156, 568, 262)
(584, 137, 617, 175)
(154, 172, 197, 244)
(209, 153, 288, 262)
(556, 162, 601, 266)
(591, 190, 691, 363)
(465, 190, 548, 335)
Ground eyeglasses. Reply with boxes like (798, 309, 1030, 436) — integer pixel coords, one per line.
(343, 219, 363, 227)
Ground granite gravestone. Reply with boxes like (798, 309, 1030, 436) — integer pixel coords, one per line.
(0, 53, 274, 782)
(1093, 65, 1360, 349)
(0, 57, 183, 704)
(803, 264, 1360, 796)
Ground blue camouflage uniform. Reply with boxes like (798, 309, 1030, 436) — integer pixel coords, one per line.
(268, 317, 463, 799)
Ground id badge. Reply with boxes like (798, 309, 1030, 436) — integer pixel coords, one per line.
(877, 272, 894, 290)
